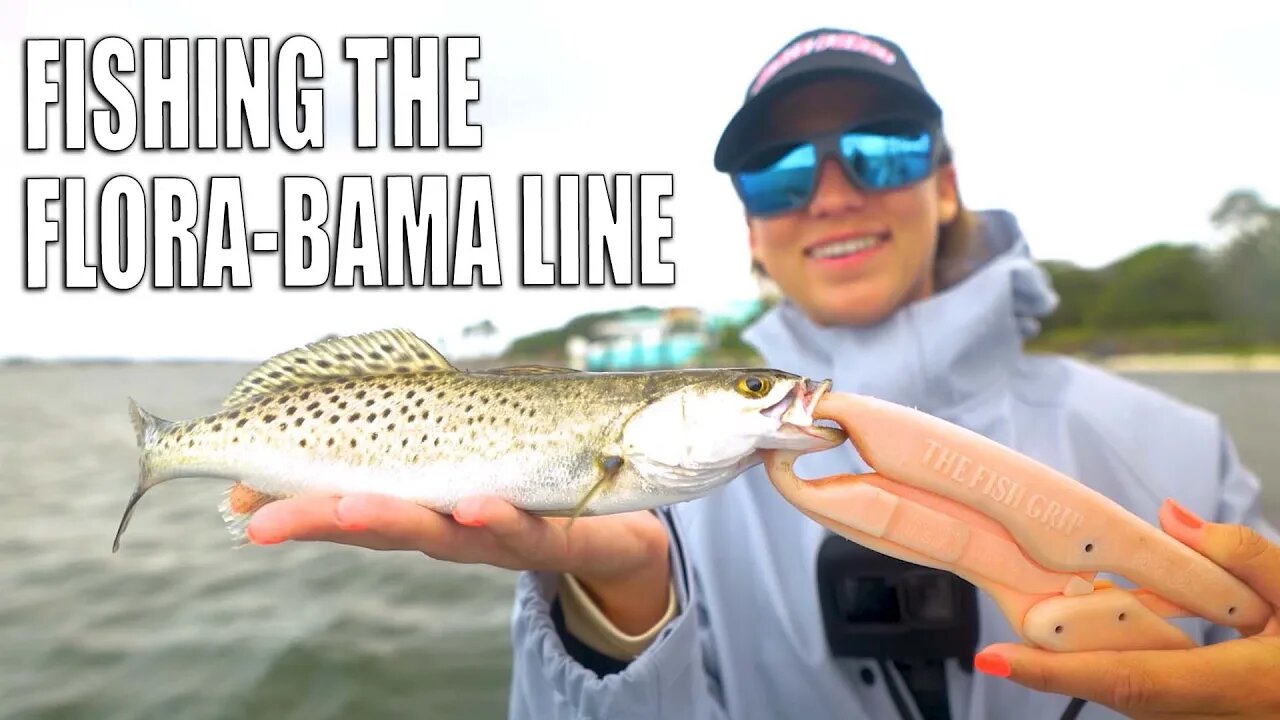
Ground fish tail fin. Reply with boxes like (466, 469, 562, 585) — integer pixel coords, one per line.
(114, 399, 176, 554)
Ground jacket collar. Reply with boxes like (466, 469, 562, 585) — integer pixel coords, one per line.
(741, 210, 1058, 418)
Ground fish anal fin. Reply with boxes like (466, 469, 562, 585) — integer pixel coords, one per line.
(219, 482, 282, 547)
(223, 329, 456, 408)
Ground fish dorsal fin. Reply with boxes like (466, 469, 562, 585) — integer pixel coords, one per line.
(477, 365, 581, 376)
(222, 329, 456, 407)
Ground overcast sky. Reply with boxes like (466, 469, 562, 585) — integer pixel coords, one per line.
(3, 1, 1278, 360)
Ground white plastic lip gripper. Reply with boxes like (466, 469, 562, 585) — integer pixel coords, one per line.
(763, 392, 1271, 653)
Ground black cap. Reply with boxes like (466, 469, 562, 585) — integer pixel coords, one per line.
(714, 28, 943, 172)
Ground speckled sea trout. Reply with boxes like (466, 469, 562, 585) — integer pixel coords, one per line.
(113, 329, 844, 552)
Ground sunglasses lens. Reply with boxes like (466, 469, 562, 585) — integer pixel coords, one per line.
(734, 143, 818, 215)
(839, 126, 935, 190)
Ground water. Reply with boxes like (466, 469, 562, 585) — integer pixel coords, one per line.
(2, 364, 1277, 719)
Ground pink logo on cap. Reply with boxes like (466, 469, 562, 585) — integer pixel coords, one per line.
(750, 32, 897, 96)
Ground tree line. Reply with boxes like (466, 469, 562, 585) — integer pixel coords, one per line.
(1032, 189, 1279, 355)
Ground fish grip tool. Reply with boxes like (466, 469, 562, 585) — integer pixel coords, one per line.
(764, 392, 1271, 653)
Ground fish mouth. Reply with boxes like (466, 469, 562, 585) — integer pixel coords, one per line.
(759, 378, 846, 450)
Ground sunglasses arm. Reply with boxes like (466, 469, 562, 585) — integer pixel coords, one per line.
(762, 392, 1270, 652)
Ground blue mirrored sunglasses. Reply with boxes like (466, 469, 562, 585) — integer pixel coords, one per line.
(731, 118, 943, 217)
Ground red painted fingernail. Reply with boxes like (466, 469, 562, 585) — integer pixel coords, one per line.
(1166, 498, 1204, 530)
(974, 652, 1011, 678)
(247, 525, 281, 546)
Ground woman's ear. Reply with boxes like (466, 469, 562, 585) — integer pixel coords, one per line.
(935, 164, 960, 224)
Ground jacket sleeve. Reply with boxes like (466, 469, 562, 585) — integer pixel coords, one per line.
(1204, 422, 1279, 645)
(506, 508, 729, 720)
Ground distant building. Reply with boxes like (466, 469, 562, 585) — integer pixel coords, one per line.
(565, 300, 765, 371)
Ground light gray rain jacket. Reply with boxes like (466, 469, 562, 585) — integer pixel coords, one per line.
(506, 210, 1278, 720)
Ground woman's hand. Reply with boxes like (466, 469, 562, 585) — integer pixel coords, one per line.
(975, 498, 1280, 719)
(245, 494, 673, 634)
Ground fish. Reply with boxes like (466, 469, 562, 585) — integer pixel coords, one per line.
(113, 328, 845, 552)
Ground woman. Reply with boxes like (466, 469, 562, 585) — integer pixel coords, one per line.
(248, 28, 1280, 719)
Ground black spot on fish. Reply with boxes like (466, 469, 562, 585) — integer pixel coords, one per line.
(402, 439, 408, 448)
(465, 404, 473, 412)
(252, 378, 264, 385)
(335, 353, 349, 361)
(339, 401, 348, 410)
(264, 414, 277, 423)
(297, 358, 310, 365)
(411, 454, 419, 463)
(417, 351, 429, 360)
(286, 406, 297, 416)
(229, 410, 240, 418)
(329, 395, 339, 403)
(352, 352, 363, 360)
(372, 432, 379, 441)
(268, 371, 283, 379)
(499, 398, 508, 406)
(299, 439, 307, 448)
(233, 437, 239, 443)
(356, 390, 367, 399)
(343, 381, 356, 390)
(307, 401, 320, 411)
(313, 410, 323, 419)
(330, 415, 340, 424)
(395, 366, 409, 373)
(213, 423, 223, 431)
(467, 418, 474, 425)
(295, 418, 304, 427)
(317, 360, 332, 369)
(416, 399, 425, 408)
(370, 352, 383, 361)
(327, 438, 335, 447)
(237, 418, 248, 428)
(408, 414, 416, 423)
(434, 438, 440, 447)
(382, 391, 393, 399)
(278, 423, 287, 431)
(437, 391, 445, 400)
(351, 439, 358, 448)
(407, 390, 416, 399)
(188, 439, 195, 448)
(367, 413, 377, 422)
(382, 408, 391, 418)
(366, 399, 375, 407)
(436, 416, 443, 424)
(349, 413, 361, 422)
(387, 423, 396, 431)
(400, 406, 408, 415)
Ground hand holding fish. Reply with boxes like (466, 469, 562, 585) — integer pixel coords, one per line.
(115, 329, 843, 633)
(245, 492, 676, 634)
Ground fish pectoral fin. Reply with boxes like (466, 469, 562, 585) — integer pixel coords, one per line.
(222, 328, 456, 408)
(565, 454, 624, 532)
(219, 482, 282, 547)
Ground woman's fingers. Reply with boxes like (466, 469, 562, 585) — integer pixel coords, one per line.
(976, 638, 1280, 717)
(1159, 498, 1280, 609)
(247, 493, 477, 558)
(452, 496, 571, 569)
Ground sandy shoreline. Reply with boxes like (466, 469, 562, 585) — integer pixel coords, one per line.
(1092, 354, 1280, 373)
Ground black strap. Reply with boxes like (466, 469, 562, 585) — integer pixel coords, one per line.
(893, 659, 952, 720)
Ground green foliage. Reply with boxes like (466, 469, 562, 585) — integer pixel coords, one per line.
(1037, 188, 1278, 353)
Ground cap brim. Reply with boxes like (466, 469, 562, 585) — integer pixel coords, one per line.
(713, 67, 942, 173)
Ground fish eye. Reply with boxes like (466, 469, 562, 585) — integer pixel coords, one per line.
(734, 374, 772, 398)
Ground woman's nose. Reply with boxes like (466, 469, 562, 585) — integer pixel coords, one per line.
(807, 156, 865, 217)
